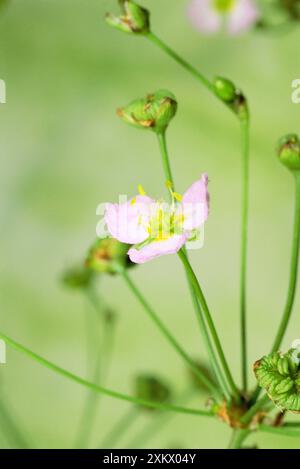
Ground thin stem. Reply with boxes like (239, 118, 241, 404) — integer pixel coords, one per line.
(122, 270, 220, 398)
(258, 424, 300, 438)
(251, 172, 300, 404)
(75, 292, 116, 448)
(100, 407, 139, 448)
(146, 32, 214, 95)
(240, 394, 270, 426)
(228, 429, 251, 449)
(272, 172, 300, 352)
(240, 118, 250, 394)
(178, 249, 240, 401)
(0, 330, 213, 417)
(156, 131, 230, 400)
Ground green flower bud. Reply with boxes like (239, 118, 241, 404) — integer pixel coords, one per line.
(214, 77, 236, 103)
(254, 348, 300, 413)
(105, 0, 150, 35)
(86, 238, 132, 275)
(117, 90, 177, 134)
(134, 374, 171, 410)
(61, 265, 93, 290)
(277, 134, 300, 171)
(213, 76, 248, 121)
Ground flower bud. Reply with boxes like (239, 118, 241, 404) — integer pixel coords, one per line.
(105, 0, 150, 35)
(61, 265, 93, 290)
(134, 374, 171, 410)
(213, 77, 248, 120)
(277, 134, 300, 171)
(117, 90, 177, 134)
(85, 238, 132, 275)
(214, 77, 236, 103)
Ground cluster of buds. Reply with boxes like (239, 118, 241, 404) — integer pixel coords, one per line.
(213, 77, 248, 121)
(117, 90, 177, 134)
(254, 348, 300, 412)
(105, 0, 150, 35)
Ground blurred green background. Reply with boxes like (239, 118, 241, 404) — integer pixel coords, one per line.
(1, 0, 300, 449)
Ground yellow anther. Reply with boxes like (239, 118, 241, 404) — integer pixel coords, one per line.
(130, 197, 137, 206)
(165, 180, 173, 190)
(138, 184, 147, 196)
(172, 192, 183, 202)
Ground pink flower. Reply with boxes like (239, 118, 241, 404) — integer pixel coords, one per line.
(105, 175, 210, 264)
(188, 0, 260, 35)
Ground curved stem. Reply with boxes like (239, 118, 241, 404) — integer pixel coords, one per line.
(147, 32, 214, 95)
(156, 131, 230, 400)
(122, 270, 220, 398)
(271, 172, 300, 352)
(100, 407, 139, 448)
(178, 249, 240, 401)
(0, 330, 213, 417)
(240, 118, 250, 394)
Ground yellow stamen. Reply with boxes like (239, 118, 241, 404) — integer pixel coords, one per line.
(165, 180, 173, 190)
(172, 192, 183, 202)
(138, 184, 147, 196)
(130, 197, 136, 206)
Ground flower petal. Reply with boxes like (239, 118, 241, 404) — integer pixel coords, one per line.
(181, 174, 209, 230)
(227, 0, 259, 35)
(128, 234, 187, 264)
(187, 0, 222, 34)
(105, 195, 153, 244)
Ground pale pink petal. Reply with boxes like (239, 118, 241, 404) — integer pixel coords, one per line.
(181, 174, 209, 231)
(105, 195, 153, 244)
(128, 234, 187, 264)
(188, 0, 222, 34)
(227, 0, 259, 35)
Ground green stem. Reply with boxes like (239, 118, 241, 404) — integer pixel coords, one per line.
(122, 270, 220, 398)
(258, 424, 300, 438)
(240, 118, 250, 394)
(75, 292, 116, 448)
(156, 131, 230, 400)
(272, 172, 300, 352)
(251, 172, 300, 404)
(0, 330, 213, 417)
(100, 407, 139, 448)
(228, 429, 251, 449)
(240, 394, 270, 426)
(178, 249, 240, 401)
(146, 32, 214, 96)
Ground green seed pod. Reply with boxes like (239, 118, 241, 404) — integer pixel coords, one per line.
(277, 134, 300, 171)
(254, 349, 300, 412)
(117, 90, 177, 134)
(105, 0, 150, 35)
(134, 374, 171, 411)
(61, 265, 93, 290)
(214, 77, 236, 103)
(85, 238, 132, 275)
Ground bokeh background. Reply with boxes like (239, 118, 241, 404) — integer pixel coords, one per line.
(1, 0, 300, 449)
